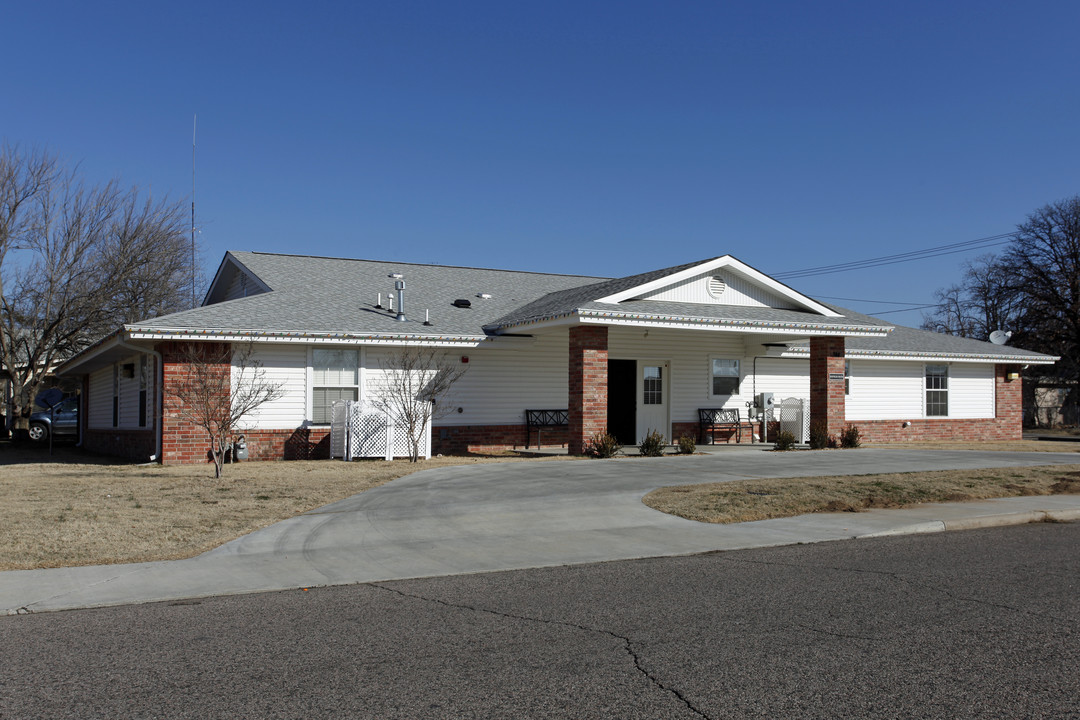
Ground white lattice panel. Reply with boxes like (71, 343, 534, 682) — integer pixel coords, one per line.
(330, 401, 432, 461)
(779, 397, 806, 443)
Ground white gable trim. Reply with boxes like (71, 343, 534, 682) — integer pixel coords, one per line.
(595, 255, 842, 317)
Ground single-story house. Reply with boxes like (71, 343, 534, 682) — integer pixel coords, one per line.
(57, 251, 1057, 463)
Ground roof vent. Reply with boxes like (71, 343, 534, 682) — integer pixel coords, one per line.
(707, 275, 727, 299)
(476, 293, 492, 299)
(452, 299, 472, 308)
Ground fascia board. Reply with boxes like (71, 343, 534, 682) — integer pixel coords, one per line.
(124, 327, 487, 347)
(54, 332, 124, 375)
(577, 311, 890, 337)
(780, 346, 1058, 364)
(595, 255, 842, 317)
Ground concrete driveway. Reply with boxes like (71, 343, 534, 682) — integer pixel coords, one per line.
(4, 447, 1080, 613)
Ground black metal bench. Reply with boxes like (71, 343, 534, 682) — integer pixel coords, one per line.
(525, 409, 568, 449)
(698, 408, 752, 444)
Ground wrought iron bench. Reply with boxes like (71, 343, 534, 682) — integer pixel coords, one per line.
(698, 408, 752, 444)
(525, 409, 569, 449)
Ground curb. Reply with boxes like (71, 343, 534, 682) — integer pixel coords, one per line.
(859, 508, 1080, 539)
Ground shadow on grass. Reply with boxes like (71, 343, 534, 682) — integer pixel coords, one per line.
(0, 440, 133, 466)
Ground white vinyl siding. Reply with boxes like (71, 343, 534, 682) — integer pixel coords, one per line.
(636, 270, 799, 309)
(368, 334, 569, 427)
(88, 354, 154, 429)
(945, 364, 995, 419)
(221, 270, 265, 301)
(845, 360, 995, 421)
(845, 360, 923, 421)
(234, 344, 309, 429)
(752, 358, 810, 403)
(88, 365, 114, 428)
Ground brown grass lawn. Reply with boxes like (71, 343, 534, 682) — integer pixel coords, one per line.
(5, 440, 1080, 571)
(0, 443, 577, 571)
(644, 464, 1080, 524)
(866, 440, 1080, 452)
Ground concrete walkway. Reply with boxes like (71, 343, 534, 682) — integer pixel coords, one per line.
(4, 447, 1079, 614)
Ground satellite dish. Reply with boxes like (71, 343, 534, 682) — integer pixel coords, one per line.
(34, 388, 64, 409)
(989, 330, 1013, 345)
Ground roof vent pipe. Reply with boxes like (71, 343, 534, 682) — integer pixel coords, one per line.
(394, 279, 406, 321)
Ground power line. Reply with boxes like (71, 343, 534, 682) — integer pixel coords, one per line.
(814, 294, 929, 306)
(866, 304, 942, 316)
(773, 232, 1015, 280)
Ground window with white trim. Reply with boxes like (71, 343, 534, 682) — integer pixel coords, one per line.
(710, 358, 740, 397)
(845, 360, 850, 396)
(925, 364, 948, 416)
(312, 348, 360, 424)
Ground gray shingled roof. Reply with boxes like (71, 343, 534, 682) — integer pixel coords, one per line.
(129, 252, 606, 338)
(124, 251, 1055, 362)
(825, 305, 1054, 361)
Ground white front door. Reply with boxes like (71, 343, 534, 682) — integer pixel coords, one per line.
(636, 360, 669, 443)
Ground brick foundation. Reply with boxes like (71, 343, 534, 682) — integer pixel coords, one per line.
(673, 420, 762, 445)
(568, 326, 608, 455)
(431, 423, 568, 454)
(234, 427, 332, 461)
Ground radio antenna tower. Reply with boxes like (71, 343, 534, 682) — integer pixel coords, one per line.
(191, 114, 197, 308)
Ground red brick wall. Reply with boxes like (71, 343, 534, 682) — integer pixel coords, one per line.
(675, 420, 762, 445)
(810, 337, 846, 437)
(159, 341, 231, 465)
(568, 326, 608, 455)
(236, 427, 332, 461)
(431, 423, 568, 454)
(850, 364, 1023, 442)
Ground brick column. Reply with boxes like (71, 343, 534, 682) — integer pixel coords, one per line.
(810, 336, 846, 438)
(159, 341, 231, 465)
(568, 325, 608, 455)
(995, 364, 1023, 440)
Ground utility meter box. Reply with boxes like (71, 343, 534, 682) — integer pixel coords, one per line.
(757, 393, 775, 411)
(233, 436, 248, 462)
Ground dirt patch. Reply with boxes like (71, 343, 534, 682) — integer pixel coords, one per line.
(643, 464, 1080, 524)
(0, 442, 579, 571)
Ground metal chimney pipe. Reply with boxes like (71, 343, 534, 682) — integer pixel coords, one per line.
(395, 279, 406, 321)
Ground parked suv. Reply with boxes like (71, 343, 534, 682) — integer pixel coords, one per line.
(28, 396, 79, 442)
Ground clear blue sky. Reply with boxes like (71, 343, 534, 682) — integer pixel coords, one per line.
(3, 0, 1077, 328)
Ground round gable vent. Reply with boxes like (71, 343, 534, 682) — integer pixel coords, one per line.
(707, 275, 727, 299)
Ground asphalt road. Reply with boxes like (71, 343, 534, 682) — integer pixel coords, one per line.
(2, 523, 1078, 719)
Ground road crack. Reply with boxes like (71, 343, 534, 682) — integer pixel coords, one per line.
(369, 582, 712, 719)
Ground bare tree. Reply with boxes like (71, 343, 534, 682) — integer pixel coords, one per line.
(1002, 196, 1080, 385)
(170, 342, 284, 478)
(921, 254, 1022, 340)
(368, 346, 467, 462)
(0, 144, 198, 432)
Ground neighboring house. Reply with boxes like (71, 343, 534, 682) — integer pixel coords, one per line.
(56, 252, 1057, 464)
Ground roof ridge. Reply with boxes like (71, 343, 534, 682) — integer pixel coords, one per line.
(233, 251, 610, 281)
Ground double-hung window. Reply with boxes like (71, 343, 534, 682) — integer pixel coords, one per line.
(925, 364, 949, 416)
(710, 358, 740, 397)
(312, 348, 360, 424)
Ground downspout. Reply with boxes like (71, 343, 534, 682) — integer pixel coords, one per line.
(116, 338, 163, 463)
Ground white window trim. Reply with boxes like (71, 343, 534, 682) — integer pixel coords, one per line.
(924, 363, 949, 417)
(308, 346, 364, 425)
(708, 355, 741, 401)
